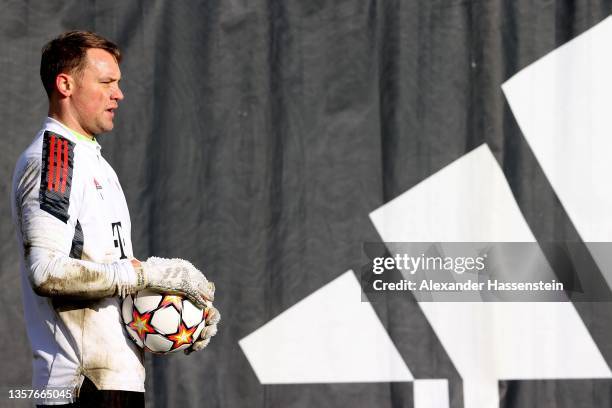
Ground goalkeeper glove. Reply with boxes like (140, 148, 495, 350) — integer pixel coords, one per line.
(132, 257, 215, 309)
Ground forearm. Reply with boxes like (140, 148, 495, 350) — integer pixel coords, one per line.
(27, 246, 142, 299)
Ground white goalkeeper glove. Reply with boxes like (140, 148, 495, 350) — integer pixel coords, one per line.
(132, 257, 215, 309)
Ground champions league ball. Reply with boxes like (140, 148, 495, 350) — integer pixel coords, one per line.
(122, 289, 207, 354)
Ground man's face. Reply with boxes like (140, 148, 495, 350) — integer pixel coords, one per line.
(71, 48, 123, 136)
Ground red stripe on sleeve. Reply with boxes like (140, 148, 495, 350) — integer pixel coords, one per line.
(61, 140, 69, 194)
(54, 137, 62, 192)
(47, 136, 56, 191)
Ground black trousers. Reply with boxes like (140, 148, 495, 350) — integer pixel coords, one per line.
(37, 377, 144, 408)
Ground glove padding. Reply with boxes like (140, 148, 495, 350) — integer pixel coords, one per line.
(140, 257, 214, 309)
(185, 302, 221, 355)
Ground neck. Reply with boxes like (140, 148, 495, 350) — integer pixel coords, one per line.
(48, 104, 94, 140)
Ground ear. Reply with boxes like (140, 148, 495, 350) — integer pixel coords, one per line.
(55, 73, 73, 97)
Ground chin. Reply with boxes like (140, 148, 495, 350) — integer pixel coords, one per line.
(99, 123, 115, 134)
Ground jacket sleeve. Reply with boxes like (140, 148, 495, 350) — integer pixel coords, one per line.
(13, 146, 141, 299)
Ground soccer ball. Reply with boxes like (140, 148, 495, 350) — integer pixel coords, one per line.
(122, 289, 207, 354)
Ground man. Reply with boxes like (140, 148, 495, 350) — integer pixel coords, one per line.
(10, 31, 220, 407)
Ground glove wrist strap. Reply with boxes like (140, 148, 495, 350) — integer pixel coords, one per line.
(131, 258, 146, 289)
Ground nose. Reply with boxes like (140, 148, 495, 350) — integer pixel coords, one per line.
(112, 85, 124, 101)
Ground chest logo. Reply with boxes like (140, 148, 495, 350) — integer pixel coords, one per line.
(94, 178, 104, 200)
(111, 221, 127, 259)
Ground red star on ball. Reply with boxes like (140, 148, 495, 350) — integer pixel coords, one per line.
(160, 295, 183, 312)
(168, 323, 197, 349)
(128, 309, 155, 340)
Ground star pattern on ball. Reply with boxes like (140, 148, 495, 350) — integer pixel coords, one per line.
(168, 322, 197, 349)
(160, 295, 183, 312)
(129, 309, 155, 340)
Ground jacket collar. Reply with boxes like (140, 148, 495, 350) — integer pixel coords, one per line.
(42, 117, 102, 152)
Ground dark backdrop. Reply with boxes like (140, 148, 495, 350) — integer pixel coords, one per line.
(1, 1, 612, 407)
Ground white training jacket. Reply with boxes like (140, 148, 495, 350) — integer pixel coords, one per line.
(11, 117, 144, 403)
